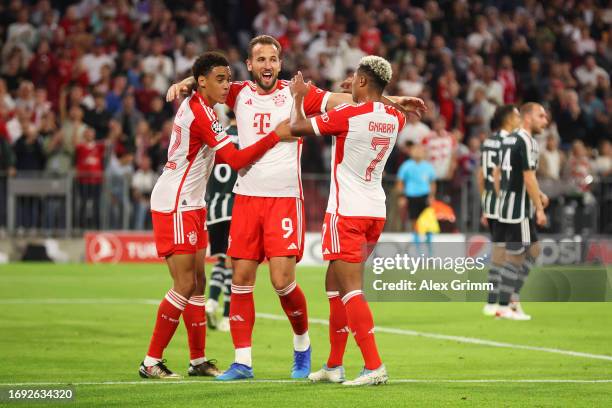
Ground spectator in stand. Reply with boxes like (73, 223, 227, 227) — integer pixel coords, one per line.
(575, 54, 610, 88)
(75, 127, 104, 229)
(106, 145, 133, 229)
(80, 39, 115, 85)
(141, 38, 174, 95)
(465, 86, 495, 138)
(134, 73, 159, 114)
(115, 94, 143, 150)
(422, 116, 457, 192)
(13, 123, 45, 230)
(84, 92, 112, 140)
(397, 113, 431, 148)
(131, 155, 156, 230)
(0, 134, 16, 229)
(59, 105, 87, 155)
(565, 140, 595, 194)
(145, 97, 170, 133)
(497, 55, 517, 104)
(253, 1, 288, 39)
(105, 75, 128, 116)
(557, 90, 589, 146)
(593, 139, 611, 178)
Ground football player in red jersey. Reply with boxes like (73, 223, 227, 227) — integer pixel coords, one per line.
(139, 51, 297, 379)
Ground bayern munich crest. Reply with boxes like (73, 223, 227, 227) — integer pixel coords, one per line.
(273, 93, 286, 106)
(187, 231, 198, 246)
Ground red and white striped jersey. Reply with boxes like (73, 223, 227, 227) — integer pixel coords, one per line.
(151, 92, 231, 213)
(311, 101, 406, 218)
(226, 80, 330, 198)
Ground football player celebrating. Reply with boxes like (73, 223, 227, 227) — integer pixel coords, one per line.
(167, 36, 425, 381)
(289, 57, 422, 385)
(139, 52, 296, 379)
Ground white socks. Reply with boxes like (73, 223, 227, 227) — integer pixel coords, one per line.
(235, 347, 252, 367)
(294, 331, 310, 352)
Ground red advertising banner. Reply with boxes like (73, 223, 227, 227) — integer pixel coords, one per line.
(85, 232, 162, 263)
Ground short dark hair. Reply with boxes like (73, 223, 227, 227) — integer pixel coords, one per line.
(248, 35, 282, 58)
(490, 104, 516, 131)
(192, 51, 229, 82)
(356, 65, 388, 92)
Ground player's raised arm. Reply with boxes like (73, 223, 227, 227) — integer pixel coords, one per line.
(289, 71, 317, 136)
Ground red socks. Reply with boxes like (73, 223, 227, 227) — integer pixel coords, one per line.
(326, 291, 349, 368)
(276, 281, 309, 335)
(182, 295, 207, 362)
(229, 284, 255, 349)
(147, 289, 186, 359)
(343, 290, 382, 370)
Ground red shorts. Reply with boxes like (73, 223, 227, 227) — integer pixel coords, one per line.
(151, 208, 208, 258)
(228, 195, 305, 263)
(322, 213, 385, 263)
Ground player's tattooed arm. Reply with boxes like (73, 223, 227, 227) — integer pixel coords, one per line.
(288, 71, 317, 136)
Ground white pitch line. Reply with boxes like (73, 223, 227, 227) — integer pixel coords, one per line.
(2, 299, 612, 362)
(0, 379, 611, 387)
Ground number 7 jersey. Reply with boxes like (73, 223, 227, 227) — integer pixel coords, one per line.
(310, 101, 406, 218)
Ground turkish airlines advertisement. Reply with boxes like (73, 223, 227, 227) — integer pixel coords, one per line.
(85, 232, 161, 263)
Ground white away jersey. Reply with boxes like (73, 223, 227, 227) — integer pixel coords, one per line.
(150, 92, 231, 213)
(226, 80, 330, 198)
(311, 101, 406, 218)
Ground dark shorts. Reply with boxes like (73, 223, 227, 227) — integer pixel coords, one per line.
(207, 220, 231, 257)
(487, 218, 506, 244)
(407, 195, 428, 221)
(498, 218, 539, 255)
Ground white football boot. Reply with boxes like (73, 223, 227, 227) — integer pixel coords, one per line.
(308, 364, 345, 383)
(342, 364, 388, 386)
(496, 305, 531, 320)
(482, 303, 497, 316)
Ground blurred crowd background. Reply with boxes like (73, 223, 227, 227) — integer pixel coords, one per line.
(0, 0, 610, 236)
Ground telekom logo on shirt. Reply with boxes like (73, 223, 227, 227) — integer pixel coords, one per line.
(253, 113, 271, 135)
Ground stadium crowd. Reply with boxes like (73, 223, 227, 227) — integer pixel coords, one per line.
(0, 0, 610, 232)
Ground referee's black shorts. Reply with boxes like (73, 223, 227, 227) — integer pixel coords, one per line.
(497, 218, 539, 254)
(407, 194, 428, 221)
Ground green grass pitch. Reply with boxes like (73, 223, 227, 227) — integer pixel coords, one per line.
(0, 263, 611, 407)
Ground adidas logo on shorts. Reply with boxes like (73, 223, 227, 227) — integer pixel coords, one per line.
(287, 243, 297, 250)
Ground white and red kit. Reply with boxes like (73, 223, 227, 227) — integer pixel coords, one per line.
(310, 101, 406, 262)
(150, 91, 280, 257)
(225, 80, 330, 262)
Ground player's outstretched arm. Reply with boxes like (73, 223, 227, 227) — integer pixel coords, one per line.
(216, 122, 297, 170)
(289, 72, 317, 136)
(331, 74, 427, 117)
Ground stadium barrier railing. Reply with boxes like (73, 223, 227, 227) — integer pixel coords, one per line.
(0, 171, 609, 237)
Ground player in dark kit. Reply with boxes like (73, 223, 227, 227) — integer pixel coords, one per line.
(477, 105, 521, 317)
(495, 103, 549, 320)
(205, 112, 238, 332)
